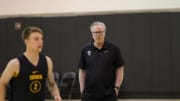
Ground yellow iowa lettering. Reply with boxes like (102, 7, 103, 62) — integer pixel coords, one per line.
(29, 74, 43, 80)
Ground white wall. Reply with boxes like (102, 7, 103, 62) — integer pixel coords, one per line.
(0, 0, 180, 17)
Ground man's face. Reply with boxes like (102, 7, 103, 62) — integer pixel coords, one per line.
(91, 25, 105, 44)
(25, 32, 43, 53)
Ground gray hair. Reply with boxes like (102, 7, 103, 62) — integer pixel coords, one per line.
(90, 21, 106, 32)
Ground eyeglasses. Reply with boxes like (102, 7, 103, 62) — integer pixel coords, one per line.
(91, 31, 105, 34)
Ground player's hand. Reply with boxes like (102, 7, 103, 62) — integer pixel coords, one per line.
(54, 96, 62, 101)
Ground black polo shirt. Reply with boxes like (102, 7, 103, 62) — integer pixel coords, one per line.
(79, 41, 125, 98)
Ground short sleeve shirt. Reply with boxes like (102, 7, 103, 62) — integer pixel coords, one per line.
(78, 41, 125, 98)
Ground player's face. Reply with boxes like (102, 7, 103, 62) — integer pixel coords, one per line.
(25, 32, 43, 53)
(91, 25, 105, 44)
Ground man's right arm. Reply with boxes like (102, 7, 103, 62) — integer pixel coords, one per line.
(79, 69, 86, 94)
(0, 59, 19, 101)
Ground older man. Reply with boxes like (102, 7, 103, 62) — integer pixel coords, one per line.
(79, 21, 125, 101)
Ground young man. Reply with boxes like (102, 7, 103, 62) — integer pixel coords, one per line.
(79, 21, 125, 101)
(0, 27, 62, 101)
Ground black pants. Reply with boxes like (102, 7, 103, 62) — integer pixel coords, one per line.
(81, 95, 118, 101)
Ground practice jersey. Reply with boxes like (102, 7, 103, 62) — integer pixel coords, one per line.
(9, 54, 48, 101)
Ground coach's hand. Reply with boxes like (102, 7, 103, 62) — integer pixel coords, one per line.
(54, 95, 62, 101)
(114, 88, 119, 96)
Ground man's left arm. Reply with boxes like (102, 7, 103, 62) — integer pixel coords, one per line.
(46, 56, 62, 101)
(115, 66, 124, 95)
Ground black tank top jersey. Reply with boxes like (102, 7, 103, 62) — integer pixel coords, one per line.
(9, 54, 48, 101)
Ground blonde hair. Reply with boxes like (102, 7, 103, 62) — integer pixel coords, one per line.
(22, 26, 43, 41)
